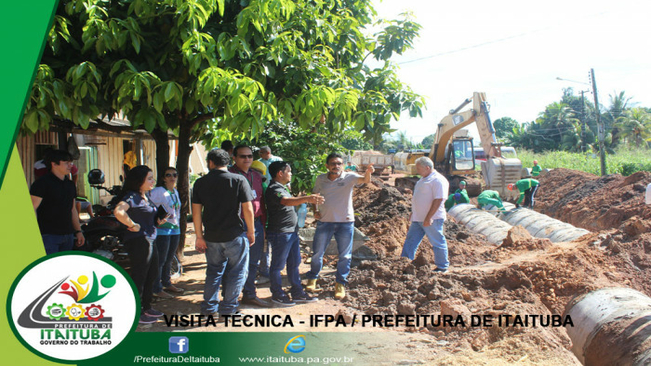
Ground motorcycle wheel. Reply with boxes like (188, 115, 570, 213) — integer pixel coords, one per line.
(170, 254, 183, 279)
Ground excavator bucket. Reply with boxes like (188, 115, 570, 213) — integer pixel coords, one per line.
(481, 158, 522, 200)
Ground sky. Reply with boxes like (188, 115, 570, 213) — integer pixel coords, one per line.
(371, 0, 651, 144)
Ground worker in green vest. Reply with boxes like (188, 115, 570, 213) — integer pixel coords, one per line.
(456, 181, 468, 195)
(477, 190, 505, 212)
(531, 160, 542, 177)
(444, 192, 470, 211)
(508, 178, 540, 208)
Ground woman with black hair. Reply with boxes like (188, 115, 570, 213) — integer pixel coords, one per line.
(113, 165, 166, 324)
(150, 167, 184, 298)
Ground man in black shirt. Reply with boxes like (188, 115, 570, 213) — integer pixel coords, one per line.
(192, 149, 255, 317)
(265, 161, 324, 306)
(30, 150, 85, 255)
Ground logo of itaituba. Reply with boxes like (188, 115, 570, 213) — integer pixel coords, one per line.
(18, 272, 115, 340)
(9, 253, 138, 362)
(284, 335, 306, 354)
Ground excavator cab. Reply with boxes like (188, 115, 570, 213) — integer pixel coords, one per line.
(449, 138, 475, 173)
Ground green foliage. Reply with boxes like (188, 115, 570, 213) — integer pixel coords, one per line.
(421, 133, 435, 149)
(205, 121, 346, 195)
(25, 0, 424, 145)
(340, 130, 373, 151)
(517, 146, 651, 176)
(493, 117, 518, 139)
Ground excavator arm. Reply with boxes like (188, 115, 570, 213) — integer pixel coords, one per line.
(430, 92, 501, 164)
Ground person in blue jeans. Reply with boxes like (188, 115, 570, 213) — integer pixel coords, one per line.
(30, 149, 85, 255)
(192, 148, 256, 317)
(229, 145, 271, 308)
(400, 157, 450, 273)
(150, 167, 184, 299)
(265, 161, 324, 306)
(306, 153, 374, 300)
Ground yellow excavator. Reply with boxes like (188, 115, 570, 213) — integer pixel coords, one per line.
(396, 92, 522, 198)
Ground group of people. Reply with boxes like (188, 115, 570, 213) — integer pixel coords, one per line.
(39, 148, 650, 324)
(190, 148, 374, 318)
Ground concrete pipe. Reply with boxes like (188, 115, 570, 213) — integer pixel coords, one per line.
(500, 208, 590, 242)
(563, 288, 651, 366)
(448, 204, 513, 245)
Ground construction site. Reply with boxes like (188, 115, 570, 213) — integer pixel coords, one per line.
(134, 92, 651, 364)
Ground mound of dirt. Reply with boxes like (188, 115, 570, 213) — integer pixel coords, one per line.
(344, 257, 573, 354)
(536, 168, 651, 232)
(352, 179, 495, 265)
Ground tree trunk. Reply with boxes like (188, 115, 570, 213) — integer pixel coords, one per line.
(176, 121, 194, 259)
(151, 129, 170, 183)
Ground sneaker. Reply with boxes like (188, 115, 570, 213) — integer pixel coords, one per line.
(164, 285, 184, 293)
(305, 279, 323, 293)
(241, 296, 272, 308)
(293, 292, 318, 304)
(153, 291, 173, 299)
(271, 295, 296, 307)
(145, 308, 164, 318)
(434, 267, 448, 273)
(139, 314, 159, 324)
(334, 283, 346, 300)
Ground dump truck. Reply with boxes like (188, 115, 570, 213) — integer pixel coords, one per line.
(395, 92, 523, 198)
(351, 150, 393, 179)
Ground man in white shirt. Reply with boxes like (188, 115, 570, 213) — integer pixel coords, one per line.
(305, 152, 374, 300)
(401, 157, 450, 273)
(646, 183, 651, 205)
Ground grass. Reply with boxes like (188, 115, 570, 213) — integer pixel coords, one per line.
(517, 146, 651, 176)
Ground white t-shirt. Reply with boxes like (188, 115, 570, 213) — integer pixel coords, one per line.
(313, 171, 362, 222)
(646, 183, 651, 205)
(411, 170, 449, 222)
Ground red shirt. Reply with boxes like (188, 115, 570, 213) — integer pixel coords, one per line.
(228, 165, 266, 222)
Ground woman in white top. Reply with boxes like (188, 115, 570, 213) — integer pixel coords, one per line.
(150, 167, 184, 298)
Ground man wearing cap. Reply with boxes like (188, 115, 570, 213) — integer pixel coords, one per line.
(477, 190, 505, 212)
(531, 160, 542, 177)
(509, 178, 540, 209)
(455, 181, 468, 196)
(445, 192, 470, 211)
(401, 157, 450, 273)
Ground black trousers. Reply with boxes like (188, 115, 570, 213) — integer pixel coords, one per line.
(125, 236, 159, 311)
(523, 185, 539, 208)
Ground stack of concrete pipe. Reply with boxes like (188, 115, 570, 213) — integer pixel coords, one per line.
(500, 206, 590, 242)
(448, 203, 590, 244)
(447, 204, 512, 244)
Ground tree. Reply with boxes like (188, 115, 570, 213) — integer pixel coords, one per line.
(25, 0, 424, 251)
(606, 91, 634, 147)
(616, 108, 651, 147)
(421, 133, 435, 149)
(493, 117, 518, 139)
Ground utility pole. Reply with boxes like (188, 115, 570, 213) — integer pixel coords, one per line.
(590, 68, 607, 176)
(579, 90, 586, 153)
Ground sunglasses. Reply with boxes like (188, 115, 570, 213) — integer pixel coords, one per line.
(165, 173, 178, 178)
(238, 155, 253, 159)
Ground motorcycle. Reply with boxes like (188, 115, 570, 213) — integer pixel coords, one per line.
(78, 169, 127, 260)
(87, 169, 122, 216)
